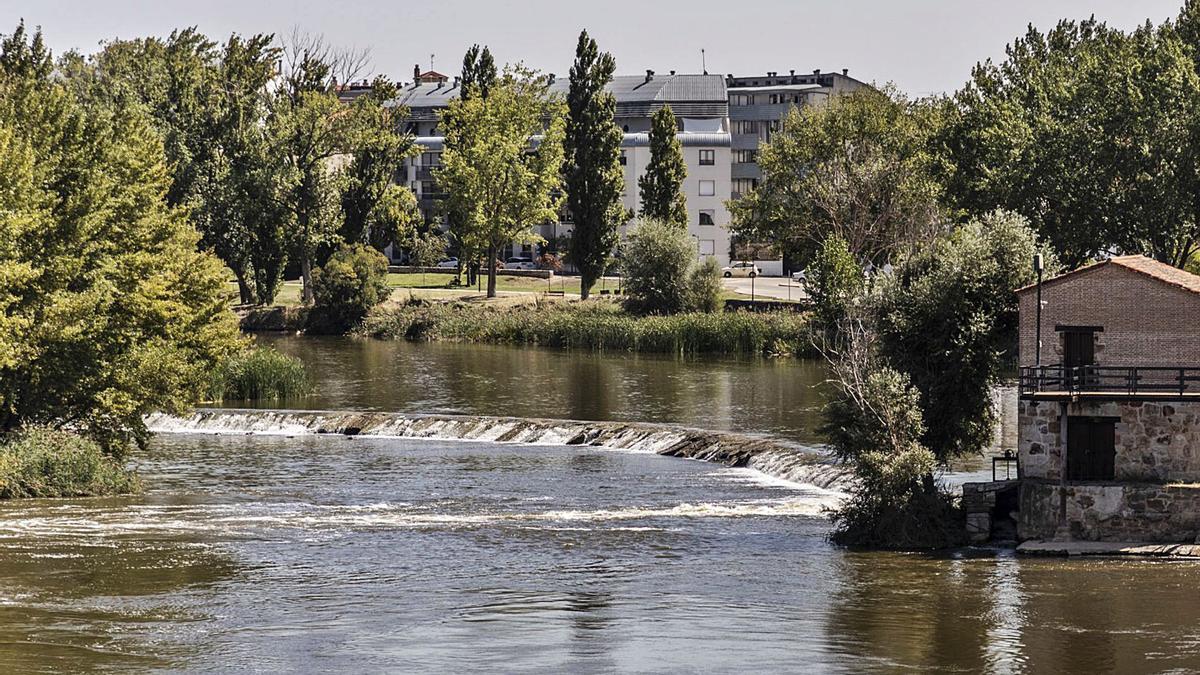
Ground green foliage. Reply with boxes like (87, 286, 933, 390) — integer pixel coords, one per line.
(807, 234, 864, 332)
(0, 25, 243, 455)
(943, 16, 1200, 267)
(362, 300, 812, 357)
(0, 427, 141, 499)
(564, 31, 628, 299)
(208, 346, 312, 401)
(620, 219, 696, 315)
(731, 86, 944, 264)
(309, 243, 392, 334)
(408, 230, 447, 268)
(685, 257, 723, 313)
(875, 211, 1058, 460)
(437, 68, 566, 297)
(460, 44, 497, 100)
(638, 105, 687, 227)
(339, 76, 420, 252)
(821, 335, 963, 549)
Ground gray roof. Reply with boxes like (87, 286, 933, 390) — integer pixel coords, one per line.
(393, 73, 728, 121)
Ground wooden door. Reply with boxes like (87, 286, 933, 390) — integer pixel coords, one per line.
(1066, 416, 1116, 481)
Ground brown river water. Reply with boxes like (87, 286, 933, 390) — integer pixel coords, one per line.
(0, 337, 1196, 673)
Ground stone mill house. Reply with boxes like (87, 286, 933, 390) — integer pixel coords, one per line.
(964, 254, 1200, 545)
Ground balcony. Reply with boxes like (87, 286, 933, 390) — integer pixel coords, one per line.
(1019, 365, 1200, 399)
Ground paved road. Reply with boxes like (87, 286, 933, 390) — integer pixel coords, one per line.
(721, 276, 808, 301)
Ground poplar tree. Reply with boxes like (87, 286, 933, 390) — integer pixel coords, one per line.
(564, 30, 627, 299)
(638, 104, 687, 227)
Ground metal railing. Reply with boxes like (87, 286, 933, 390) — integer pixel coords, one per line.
(1019, 364, 1200, 396)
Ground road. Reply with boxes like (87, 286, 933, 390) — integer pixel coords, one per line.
(721, 276, 808, 301)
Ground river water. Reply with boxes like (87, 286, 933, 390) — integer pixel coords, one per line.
(2, 338, 1198, 672)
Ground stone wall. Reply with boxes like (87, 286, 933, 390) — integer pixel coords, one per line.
(1018, 399, 1200, 483)
(1020, 481, 1200, 542)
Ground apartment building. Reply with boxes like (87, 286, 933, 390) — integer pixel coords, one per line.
(389, 70, 734, 265)
(725, 68, 869, 200)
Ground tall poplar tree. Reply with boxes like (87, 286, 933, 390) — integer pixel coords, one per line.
(564, 30, 627, 299)
(638, 104, 687, 227)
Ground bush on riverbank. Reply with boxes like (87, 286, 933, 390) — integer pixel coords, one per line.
(360, 299, 813, 356)
(208, 347, 312, 401)
(0, 427, 140, 499)
(308, 244, 392, 334)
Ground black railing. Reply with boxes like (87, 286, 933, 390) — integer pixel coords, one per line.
(1019, 364, 1200, 396)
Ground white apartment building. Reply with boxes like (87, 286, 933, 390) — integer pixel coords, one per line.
(390, 71, 734, 266)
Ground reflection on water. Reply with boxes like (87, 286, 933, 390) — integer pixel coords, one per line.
(0, 434, 1198, 672)
(256, 334, 829, 443)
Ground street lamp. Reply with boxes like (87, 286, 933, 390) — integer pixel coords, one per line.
(1034, 253, 1044, 368)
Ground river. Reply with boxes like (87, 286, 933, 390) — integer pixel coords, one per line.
(1, 338, 1196, 672)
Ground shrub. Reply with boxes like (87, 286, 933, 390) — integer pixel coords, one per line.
(685, 257, 723, 313)
(620, 219, 695, 314)
(309, 244, 392, 334)
(360, 299, 813, 357)
(209, 346, 312, 401)
(0, 427, 141, 499)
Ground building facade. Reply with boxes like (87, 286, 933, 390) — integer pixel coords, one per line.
(1012, 256, 1200, 543)
(390, 71, 733, 265)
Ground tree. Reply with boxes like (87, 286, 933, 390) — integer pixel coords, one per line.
(620, 219, 696, 314)
(447, 45, 498, 286)
(638, 104, 687, 227)
(942, 18, 1200, 268)
(340, 76, 420, 252)
(564, 30, 628, 300)
(437, 68, 566, 298)
(408, 229, 446, 284)
(730, 86, 944, 265)
(0, 24, 242, 454)
(875, 211, 1058, 461)
(806, 234, 864, 334)
(309, 244, 391, 334)
(685, 257, 723, 313)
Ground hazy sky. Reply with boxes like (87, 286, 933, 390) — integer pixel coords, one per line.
(9, 0, 1189, 95)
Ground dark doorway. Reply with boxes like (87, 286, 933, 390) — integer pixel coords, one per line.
(1066, 416, 1116, 481)
(1062, 330, 1095, 369)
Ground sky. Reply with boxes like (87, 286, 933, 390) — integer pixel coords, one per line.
(7, 0, 1190, 95)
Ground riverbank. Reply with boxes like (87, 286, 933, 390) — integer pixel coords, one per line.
(0, 428, 140, 499)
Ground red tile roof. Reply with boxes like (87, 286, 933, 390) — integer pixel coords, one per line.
(1016, 255, 1200, 295)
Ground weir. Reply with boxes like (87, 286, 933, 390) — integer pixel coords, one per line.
(146, 409, 852, 491)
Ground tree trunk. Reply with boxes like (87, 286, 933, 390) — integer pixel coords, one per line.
(234, 268, 254, 305)
(301, 256, 314, 305)
(486, 243, 498, 298)
(580, 272, 592, 300)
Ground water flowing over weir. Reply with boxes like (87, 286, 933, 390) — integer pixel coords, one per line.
(146, 409, 852, 491)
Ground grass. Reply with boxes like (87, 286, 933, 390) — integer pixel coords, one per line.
(209, 346, 312, 401)
(0, 427, 141, 499)
(360, 298, 815, 357)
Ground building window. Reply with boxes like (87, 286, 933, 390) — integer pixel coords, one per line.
(730, 93, 754, 106)
(619, 151, 627, 166)
(733, 150, 757, 164)
(732, 120, 759, 135)
(732, 178, 756, 199)
(422, 152, 442, 166)
(699, 180, 716, 197)
(699, 239, 716, 256)
(699, 210, 715, 226)
(699, 149, 715, 166)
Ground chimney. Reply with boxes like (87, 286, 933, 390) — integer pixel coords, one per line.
(548, 73, 556, 85)
(669, 69, 676, 75)
(645, 69, 654, 83)
(414, 64, 421, 82)
(813, 69, 821, 75)
(790, 69, 795, 76)
(453, 76, 461, 88)
(842, 68, 849, 76)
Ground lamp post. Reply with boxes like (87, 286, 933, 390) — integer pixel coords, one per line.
(1034, 253, 1044, 368)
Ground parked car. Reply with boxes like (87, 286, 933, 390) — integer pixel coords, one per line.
(504, 256, 537, 271)
(721, 261, 761, 278)
(435, 257, 458, 269)
(790, 269, 807, 284)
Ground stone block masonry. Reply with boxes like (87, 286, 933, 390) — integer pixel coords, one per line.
(1020, 482, 1200, 543)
